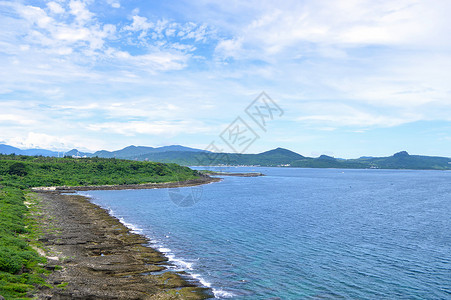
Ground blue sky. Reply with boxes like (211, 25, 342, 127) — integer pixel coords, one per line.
(0, 0, 450, 158)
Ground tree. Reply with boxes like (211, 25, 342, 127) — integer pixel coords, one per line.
(8, 163, 28, 176)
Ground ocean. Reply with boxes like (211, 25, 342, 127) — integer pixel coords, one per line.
(79, 167, 451, 299)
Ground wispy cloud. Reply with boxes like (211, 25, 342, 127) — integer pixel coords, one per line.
(87, 120, 212, 136)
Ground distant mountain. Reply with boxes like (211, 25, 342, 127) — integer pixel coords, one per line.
(136, 147, 304, 166)
(290, 151, 451, 170)
(357, 151, 451, 170)
(65, 149, 92, 157)
(318, 155, 335, 160)
(91, 146, 156, 158)
(258, 147, 304, 161)
(0, 144, 207, 159)
(135, 151, 205, 165)
(91, 145, 206, 159)
(0, 144, 21, 155)
(157, 145, 207, 153)
(0, 144, 59, 157)
(21, 149, 59, 157)
(1, 143, 450, 170)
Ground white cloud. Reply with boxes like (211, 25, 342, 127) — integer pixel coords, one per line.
(54, 27, 90, 42)
(179, 23, 210, 42)
(295, 102, 421, 128)
(0, 114, 36, 125)
(69, 0, 94, 25)
(20, 5, 53, 29)
(0, 0, 201, 94)
(106, 48, 189, 71)
(7, 132, 67, 149)
(208, 0, 451, 129)
(215, 38, 242, 60)
(106, 0, 120, 9)
(47, 2, 65, 14)
(123, 15, 153, 32)
(122, 14, 214, 48)
(54, 103, 100, 110)
(87, 120, 211, 136)
(103, 102, 181, 118)
(213, 0, 451, 60)
(5, 132, 103, 151)
(11, 1, 116, 53)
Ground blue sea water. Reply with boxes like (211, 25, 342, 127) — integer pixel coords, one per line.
(79, 167, 451, 299)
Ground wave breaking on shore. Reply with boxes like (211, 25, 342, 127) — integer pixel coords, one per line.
(81, 191, 235, 299)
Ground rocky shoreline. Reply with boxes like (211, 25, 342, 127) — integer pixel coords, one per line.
(33, 178, 219, 299)
(201, 172, 264, 177)
(31, 176, 221, 192)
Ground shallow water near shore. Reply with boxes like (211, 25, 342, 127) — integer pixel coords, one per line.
(80, 167, 451, 299)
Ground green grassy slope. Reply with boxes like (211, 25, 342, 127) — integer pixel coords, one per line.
(0, 188, 48, 299)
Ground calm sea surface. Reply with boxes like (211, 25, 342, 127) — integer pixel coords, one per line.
(80, 167, 451, 299)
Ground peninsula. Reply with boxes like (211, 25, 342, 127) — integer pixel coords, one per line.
(0, 154, 218, 299)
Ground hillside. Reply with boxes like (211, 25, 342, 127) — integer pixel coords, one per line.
(134, 147, 304, 166)
(0, 154, 201, 189)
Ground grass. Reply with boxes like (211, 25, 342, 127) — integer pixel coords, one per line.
(0, 188, 51, 299)
(56, 282, 68, 289)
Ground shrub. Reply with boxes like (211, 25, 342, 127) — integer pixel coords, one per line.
(0, 247, 24, 274)
(8, 162, 28, 177)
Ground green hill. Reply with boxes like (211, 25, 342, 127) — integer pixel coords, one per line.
(0, 155, 201, 189)
(360, 151, 451, 170)
(134, 147, 303, 166)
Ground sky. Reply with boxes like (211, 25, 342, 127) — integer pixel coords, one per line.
(0, 0, 450, 158)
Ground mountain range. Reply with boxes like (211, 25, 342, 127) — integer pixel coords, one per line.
(1, 144, 450, 170)
(0, 144, 204, 158)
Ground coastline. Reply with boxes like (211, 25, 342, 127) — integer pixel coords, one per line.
(199, 171, 264, 177)
(31, 175, 221, 191)
(33, 178, 218, 299)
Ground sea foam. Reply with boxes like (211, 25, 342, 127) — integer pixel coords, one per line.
(79, 191, 235, 299)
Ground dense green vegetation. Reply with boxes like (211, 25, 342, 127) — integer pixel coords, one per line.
(0, 188, 48, 299)
(0, 154, 201, 189)
(0, 155, 202, 298)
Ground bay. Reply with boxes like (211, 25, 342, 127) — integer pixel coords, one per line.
(79, 167, 451, 299)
